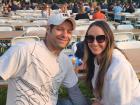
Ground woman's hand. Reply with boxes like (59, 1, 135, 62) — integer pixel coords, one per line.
(92, 100, 102, 105)
(92, 102, 101, 105)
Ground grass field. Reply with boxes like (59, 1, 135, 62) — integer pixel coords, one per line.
(0, 88, 7, 105)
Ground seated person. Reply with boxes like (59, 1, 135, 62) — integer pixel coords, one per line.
(72, 41, 86, 73)
(59, 2, 70, 17)
(41, 4, 51, 18)
(75, 41, 84, 60)
(125, 3, 135, 13)
(88, 2, 97, 15)
(75, 5, 89, 20)
(113, 2, 123, 23)
(92, 6, 106, 20)
(72, 2, 79, 13)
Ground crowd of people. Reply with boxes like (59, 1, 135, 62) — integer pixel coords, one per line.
(0, 0, 140, 105)
(1, 1, 140, 21)
(0, 13, 140, 105)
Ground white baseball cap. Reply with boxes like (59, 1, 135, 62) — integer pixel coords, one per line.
(47, 14, 76, 30)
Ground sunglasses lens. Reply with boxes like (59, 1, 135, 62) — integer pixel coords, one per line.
(85, 36, 94, 43)
(96, 35, 106, 43)
(85, 35, 106, 43)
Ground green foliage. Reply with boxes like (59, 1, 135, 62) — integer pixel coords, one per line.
(59, 86, 68, 98)
(0, 40, 11, 56)
(78, 80, 93, 98)
(0, 88, 7, 105)
(59, 80, 93, 98)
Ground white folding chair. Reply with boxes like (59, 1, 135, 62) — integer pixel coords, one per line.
(0, 26, 13, 31)
(7, 20, 23, 24)
(121, 20, 131, 24)
(11, 15, 22, 19)
(0, 19, 6, 23)
(117, 24, 134, 30)
(33, 20, 47, 26)
(116, 41, 140, 49)
(11, 36, 40, 46)
(70, 35, 78, 43)
(138, 36, 140, 41)
(25, 27, 46, 36)
(134, 20, 140, 28)
(76, 19, 89, 25)
(114, 32, 135, 42)
(108, 23, 116, 30)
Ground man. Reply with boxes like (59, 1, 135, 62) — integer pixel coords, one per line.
(0, 14, 89, 105)
(113, 2, 123, 23)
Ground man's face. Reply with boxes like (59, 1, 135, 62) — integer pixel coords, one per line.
(47, 20, 73, 50)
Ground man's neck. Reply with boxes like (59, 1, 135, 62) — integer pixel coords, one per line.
(43, 39, 61, 56)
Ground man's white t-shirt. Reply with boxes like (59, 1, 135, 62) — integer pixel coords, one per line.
(0, 41, 78, 105)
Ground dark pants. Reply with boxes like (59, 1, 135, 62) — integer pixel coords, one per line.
(57, 98, 73, 105)
(114, 19, 121, 23)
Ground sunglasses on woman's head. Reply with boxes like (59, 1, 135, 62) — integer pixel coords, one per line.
(85, 35, 106, 43)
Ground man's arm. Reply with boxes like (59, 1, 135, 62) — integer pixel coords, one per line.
(67, 84, 91, 105)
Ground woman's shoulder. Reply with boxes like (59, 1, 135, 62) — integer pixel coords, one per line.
(112, 49, 127, 63)
(106, 49, 133, 78)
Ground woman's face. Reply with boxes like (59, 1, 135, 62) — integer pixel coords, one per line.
(86, 26, 107, 58)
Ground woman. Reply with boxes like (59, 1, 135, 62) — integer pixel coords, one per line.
(88, 1, 97, 15)
(83, 20, 140, 105)
(41, 4, 51, 18)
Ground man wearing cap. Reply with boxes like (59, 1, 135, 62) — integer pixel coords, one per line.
(0, 14, 89, 105)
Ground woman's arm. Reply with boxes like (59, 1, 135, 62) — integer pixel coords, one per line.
(104, 61, 134, 105)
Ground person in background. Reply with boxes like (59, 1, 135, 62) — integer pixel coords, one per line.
(83, 20, 140, 105)
(2, 3, 11, 16)
(0, 14, 89, 105)
(89, 2, 97, 15)
(125, 3, 135, 13)
(59, 2, 70, 17)
(74, 41, 86, 73)
(100, 1, 108, 10)
(72, 2, 79, 13)
(41, 3, 51, 18)
(75, 41, 84, 60)
(107, 3, 115, 21)
(51, 3, 59, 10)
(92, 6, 106, 20)
(75, 4, 89, 20)
(113, 2, 123, 23)
(10, 1, 19, 11)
